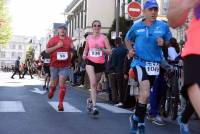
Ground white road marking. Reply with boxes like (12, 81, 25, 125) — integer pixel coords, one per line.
(0, 101, 25, 112)
(31, 88, 47, 95)
(48, 101, 82, 113)
(96, 103, 132, 114)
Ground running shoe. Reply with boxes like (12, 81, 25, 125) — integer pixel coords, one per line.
(177, 116, 190, 134)
(58, 103, 64, 111)
(138, 123, 145, 134)
(91, 106, 99, 115)
(86, 98, 93, 113)
(129, 115, 139, 134)
(151, 115, 166, 126)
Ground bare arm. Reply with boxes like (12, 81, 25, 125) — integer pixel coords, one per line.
(125, 39, 133, 51)
(103, 36, 111, 55)
(82, 39, 89, 60)
(125, 39, 135, 57)
(167, 0, 200, 28)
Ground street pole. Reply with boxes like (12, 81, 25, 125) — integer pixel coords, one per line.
(116, 0, 120, 38)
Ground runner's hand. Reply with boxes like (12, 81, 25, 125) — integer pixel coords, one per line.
(57, 40, 64, 48)
(128, 49, 135, 57)
(157, 37, 164, 47)
(82, 55, 87, 60)
(124, 74, 128, 80)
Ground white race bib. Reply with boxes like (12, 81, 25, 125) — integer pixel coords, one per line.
(89, 48, 103, 57)
(145, 62, 160, 75)
(57, 52, 68, 60)
(44, 59, 50, 63)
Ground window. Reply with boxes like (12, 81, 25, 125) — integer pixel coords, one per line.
(11, 52, 15, 58)
(18, 45, 22, 50)
(0, 51, 5, 58)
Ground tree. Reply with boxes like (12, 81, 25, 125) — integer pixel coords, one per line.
(108, 17, 133, 43)
(0, 0, 12, 46)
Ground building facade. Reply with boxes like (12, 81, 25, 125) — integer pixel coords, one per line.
(0, 35, 39, 68)
(65, 0, 115, 49)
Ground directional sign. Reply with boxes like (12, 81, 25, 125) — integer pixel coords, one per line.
(127, 1, 142, 18)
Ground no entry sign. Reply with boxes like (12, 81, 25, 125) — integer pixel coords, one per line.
(127, 1, 142, 18)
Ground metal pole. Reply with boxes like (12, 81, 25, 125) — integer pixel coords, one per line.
(116, 0, 120, 37)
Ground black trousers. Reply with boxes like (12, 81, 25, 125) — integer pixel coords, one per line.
(11, 68, 21, 78)
(108, 72, 124, 103)
(22, 68, 33, 78)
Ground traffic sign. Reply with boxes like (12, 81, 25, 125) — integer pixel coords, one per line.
(127, 1, 142, 18)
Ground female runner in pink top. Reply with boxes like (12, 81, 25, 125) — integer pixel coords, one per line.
(168, 0, 200, 133)
(82, 20, 111, 115)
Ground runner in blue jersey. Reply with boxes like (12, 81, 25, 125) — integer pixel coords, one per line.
(125, 0, 172, 134)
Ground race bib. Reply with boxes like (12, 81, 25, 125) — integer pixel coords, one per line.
(57, 52, 68, 60)
(89, 48, 103, 57)
(44, 58, 50, 63)
(145, 62, 160, 75)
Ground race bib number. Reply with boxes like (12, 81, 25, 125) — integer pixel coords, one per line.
(89, 48, 103, 57)
(145, 62, 160, 75)
(57, 52, 68, 60)
(44, 58, 50, 63)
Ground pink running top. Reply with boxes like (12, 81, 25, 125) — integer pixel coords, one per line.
(86, 34, 106, 64)
(181, 16, 200, 57)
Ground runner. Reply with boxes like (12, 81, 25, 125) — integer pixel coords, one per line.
(40, 50, 50, 91)
(125, 0, 172, 133)
(82, 20, 111, 115)
(167, 0, 200, 133)
(46, 25, 73, 111)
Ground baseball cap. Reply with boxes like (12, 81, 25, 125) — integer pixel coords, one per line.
(58, 25, 67, 30)
(143, 0, 158, 9)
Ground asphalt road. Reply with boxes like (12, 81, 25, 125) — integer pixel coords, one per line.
(0, 72, 199, 134)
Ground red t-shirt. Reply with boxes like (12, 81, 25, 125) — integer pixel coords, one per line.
(47, 35, 72, 68)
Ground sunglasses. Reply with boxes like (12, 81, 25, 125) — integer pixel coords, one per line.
(93, 24, 101, 28)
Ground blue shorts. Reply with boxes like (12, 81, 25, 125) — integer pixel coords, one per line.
(50, 67, 70, 80)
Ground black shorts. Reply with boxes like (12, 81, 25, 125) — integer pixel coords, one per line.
(85, 59, 105, 73)
(182, 55, 200, 98)
(132, 65, 156, 87)
(43, 66, 50, 76)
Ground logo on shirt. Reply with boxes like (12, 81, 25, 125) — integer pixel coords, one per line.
(136, 29, 145, 33)
(153, 26, 163, 34)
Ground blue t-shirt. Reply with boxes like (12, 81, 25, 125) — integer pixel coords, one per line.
(125, 20, 172, 68)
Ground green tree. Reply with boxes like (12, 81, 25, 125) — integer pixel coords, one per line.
(108, 17, 132, 43)
(0, 0, 12, 46)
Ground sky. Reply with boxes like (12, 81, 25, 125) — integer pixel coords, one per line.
(8, 0, 73, 38)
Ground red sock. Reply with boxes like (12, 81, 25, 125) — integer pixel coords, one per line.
(59, 87, 66, 105)
(48, 86, 56, 99)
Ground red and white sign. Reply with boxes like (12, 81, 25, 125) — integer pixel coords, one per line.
(127, 1, 142, 18)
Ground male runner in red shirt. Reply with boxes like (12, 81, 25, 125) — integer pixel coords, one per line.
(46, 25, 73, 111)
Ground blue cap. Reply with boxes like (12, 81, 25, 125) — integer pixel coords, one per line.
(143, 0, 158, 9)
(58, 25, 67, 30)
